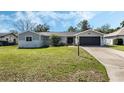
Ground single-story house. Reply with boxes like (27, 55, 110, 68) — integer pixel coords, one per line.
(104, 27, 124, 45)
(18, 30, 104, 48)
(0, 32, 18, 45)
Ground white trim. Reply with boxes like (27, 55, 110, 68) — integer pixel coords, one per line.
(100, 36, 104, 46)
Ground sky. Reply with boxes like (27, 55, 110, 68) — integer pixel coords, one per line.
(0, 11, 124, 32)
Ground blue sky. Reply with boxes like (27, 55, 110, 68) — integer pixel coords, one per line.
(0, 11, 124, 32)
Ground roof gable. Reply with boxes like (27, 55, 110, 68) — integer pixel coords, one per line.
(0, 32, 17, 37)
(105, 27, 124, 37)
(19, 31, 39, 36)
(75, 30, 104, 36)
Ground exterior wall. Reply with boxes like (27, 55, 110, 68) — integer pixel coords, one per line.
(18, 40, 42, 48)
(60, 36, 67, 44)
(0, 34, 17, 43)
(41, 36, 49, 46)
(18, 31, 42, 48)
(104, 38, 113, 45)
(19, 32, 39, 40)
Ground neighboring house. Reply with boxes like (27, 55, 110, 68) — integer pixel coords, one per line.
(104, 27, 124, 45)
(18, 30, 104, 48)
(0, 33, 18, 45)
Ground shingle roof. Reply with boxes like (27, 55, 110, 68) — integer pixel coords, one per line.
(37, 32, 79, 36)
(105, 27, 124, 37)
(0, 32, 18, 37)
(75, 30, 104, 36)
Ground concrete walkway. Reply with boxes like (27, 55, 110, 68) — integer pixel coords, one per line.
(81, 46, 124, 82)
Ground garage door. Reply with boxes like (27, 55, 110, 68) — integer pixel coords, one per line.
(79, 37, 100, 46)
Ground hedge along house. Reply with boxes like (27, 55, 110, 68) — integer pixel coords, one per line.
(104, 27, 124, 45)
(18, 30, 104, 48)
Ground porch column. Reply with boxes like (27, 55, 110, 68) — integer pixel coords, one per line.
(100, 36, 104, 46)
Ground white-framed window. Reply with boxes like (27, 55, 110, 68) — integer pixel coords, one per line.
(6, 38, 8, 41)
(25, 36, 32, 41)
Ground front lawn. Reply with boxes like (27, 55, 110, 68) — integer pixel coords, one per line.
(0, 46, 109, 82)
(108, 45, 124, 51)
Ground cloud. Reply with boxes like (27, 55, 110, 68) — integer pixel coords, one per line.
(0, 26, 9, 33)
(0, 11, 96, 32)
(0, 15, 11, 21)
(76, 11, 96, 20)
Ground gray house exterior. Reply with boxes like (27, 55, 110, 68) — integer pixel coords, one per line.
(18, 30, 104, 48)
(18, 31, 49, 48)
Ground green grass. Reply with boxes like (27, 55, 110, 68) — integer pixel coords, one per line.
(108, 45, 124, 51)
(0, 46, 109, 82)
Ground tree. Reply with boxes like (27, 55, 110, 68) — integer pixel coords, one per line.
(13, 19, 36, 32)
(120, 20, 124, 27)
(35, 24, 50, 32)
(95, 24, 115, 34)
(67, 26, 77, 32)
(115, 27, 121, 30)
(49, 34, 61, 46)
(77, 20, 91, 31)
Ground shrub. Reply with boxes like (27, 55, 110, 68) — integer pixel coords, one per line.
(0, 41, 8, 46)
(0, 40, 17, 46)
(59, 42, 66, 46)
(49, 34, 61, 46)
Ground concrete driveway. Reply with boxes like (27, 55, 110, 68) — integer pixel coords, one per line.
(81, 46, 124, 82)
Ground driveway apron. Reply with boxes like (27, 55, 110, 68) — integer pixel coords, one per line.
(81, 46, 124, 82)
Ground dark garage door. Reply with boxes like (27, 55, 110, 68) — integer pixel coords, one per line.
(79, 37, 100, 46)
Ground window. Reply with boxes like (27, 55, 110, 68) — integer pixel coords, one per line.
(26, 37, 32, 41)
(6, 38, 8, 41)
(13, 39, 16, 42)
